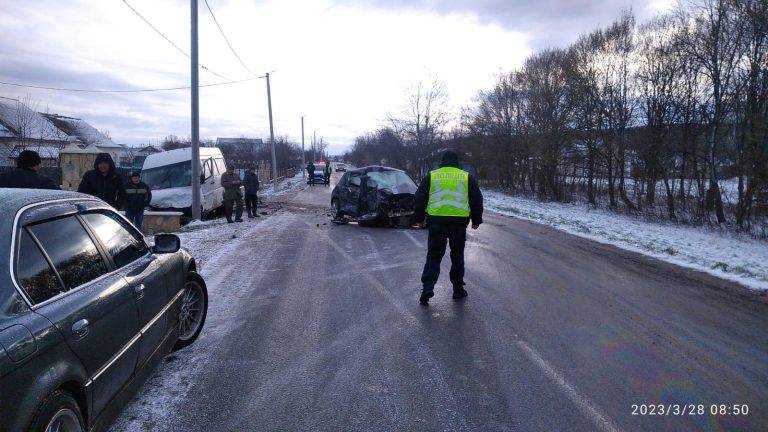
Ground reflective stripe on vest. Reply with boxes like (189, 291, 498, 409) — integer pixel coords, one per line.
(427, 167, 470, 217)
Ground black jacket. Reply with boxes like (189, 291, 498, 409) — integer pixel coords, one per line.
(78, 154, 125, 209)
(124, 181, 152, 212)
(0, 168, 59, 190)
(414, 164, 483, 227)
(243, 171, 259, 195)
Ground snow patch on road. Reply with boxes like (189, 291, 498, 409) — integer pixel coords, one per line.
(260, 171, 307, 198)
(485, 191, 768, 292)
(110, 212, 297, 431)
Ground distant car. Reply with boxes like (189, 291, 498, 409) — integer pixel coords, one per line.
(331, 166, 417, 227)
(310, 164, 329, 185)
(0, 189, 208, 432)
(335, 163, 347, 172)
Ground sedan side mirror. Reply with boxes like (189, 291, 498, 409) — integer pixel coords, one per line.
(153, 233, 181, 254)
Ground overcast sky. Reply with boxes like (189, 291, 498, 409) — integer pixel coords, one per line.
(0, 0, 674, 154)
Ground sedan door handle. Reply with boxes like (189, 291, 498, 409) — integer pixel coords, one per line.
(72, 319, 89, 339)
(134, 283, 146, 299)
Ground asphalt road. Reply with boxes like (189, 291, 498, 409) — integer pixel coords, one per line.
(114, 173, 768, 432)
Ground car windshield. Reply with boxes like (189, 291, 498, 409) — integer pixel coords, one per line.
(365, 170, 415, 189)
(314, 165, 326, 172)
(142, 160, 192, 190)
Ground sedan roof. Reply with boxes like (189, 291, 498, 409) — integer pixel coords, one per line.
(347, 165, 405, 175)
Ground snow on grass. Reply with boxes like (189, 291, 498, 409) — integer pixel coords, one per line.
(260, 171, 307, 198)
(485, 191, 768, 292)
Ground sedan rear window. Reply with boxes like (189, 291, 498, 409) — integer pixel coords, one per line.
(16, 230, 64, 304)
(28, 216, 109, 290)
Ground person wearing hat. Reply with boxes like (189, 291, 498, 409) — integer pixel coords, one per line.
(78, 152, 125, 208)
(0, 149, 59, 190)
(413, 150, 483, 305)
(124, 171, 152, 230)
(221, 163, 244, 223)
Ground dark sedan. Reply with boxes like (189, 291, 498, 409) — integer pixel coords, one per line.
(331, 166, 417, 227)
(0, 189, 208, 432)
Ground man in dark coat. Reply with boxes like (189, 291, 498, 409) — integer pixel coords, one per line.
(0, 150, 59, 190)
(306, 162, 315, 186)
(78, 153, 125, 208)
(243, 166, 260, 218)
(124, 171, 152, 230)
(414, 150, 483, 305)
(221, 163, 244, 223)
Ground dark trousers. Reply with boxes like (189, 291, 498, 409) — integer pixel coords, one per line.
(307, 171, 314, 185)
(224, 197, 244, 222)
(125, 209, 145, 231)
(245, 194, 258, 216)
(421, 223, 467, 291)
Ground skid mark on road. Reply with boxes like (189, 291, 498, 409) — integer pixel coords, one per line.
(403, 230, 425, 248)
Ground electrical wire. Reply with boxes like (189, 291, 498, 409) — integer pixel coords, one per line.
(120, 0, 232, 81)
(0, 76, 265, 93)
(203, 0, 259, 77)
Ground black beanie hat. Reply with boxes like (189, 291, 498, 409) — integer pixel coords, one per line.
(440, 150, 459, 167)
(17, 150, 42, 169)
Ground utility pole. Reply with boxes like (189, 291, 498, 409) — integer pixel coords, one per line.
(190, 0, 202, 221)
(312, 130, 316, 162)
(266, 72, 278, 193)
(301, 116, 306, 179)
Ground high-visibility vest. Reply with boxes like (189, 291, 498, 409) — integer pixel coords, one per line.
(427, 167, 470, 217)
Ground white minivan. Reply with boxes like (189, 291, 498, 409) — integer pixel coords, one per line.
(141, 147, 229, 216)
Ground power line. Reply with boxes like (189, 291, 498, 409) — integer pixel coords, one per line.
(203, 0, 258, 77)
(120, 0, 232, 81)
(0, 76, 265, 93)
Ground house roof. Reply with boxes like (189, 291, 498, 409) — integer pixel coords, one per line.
(0, 97, 64, 141)
(42, 113, 119, 147)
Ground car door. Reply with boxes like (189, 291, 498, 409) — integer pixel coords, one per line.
(19, 212, 139, 417)
(80, 210, 171, 370)
(342, 173, 363, 216)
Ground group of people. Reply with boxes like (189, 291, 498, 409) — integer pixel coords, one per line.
(0, 150, 152, 228)
(220, 164, 261, 223)
(305, 161, 332, 186)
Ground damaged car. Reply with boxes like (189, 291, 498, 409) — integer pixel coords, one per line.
(331, 166, 417, 227)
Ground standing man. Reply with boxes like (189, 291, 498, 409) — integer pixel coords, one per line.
(243, 166, 260, 218)
(124, 171, 152, 230)
(0, 150, 59, 189)
(414, 150, 483, 305)
(78, 153, 125, 209)
(221, 163, 244, 223)
(306, 161, 315, 186)
(323, 162, 332, 186)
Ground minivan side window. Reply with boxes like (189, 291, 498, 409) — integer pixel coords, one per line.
(214, 158, 227, 175)
(16, 230, 64, 304)
(27, 216, 109, 291)
(202, 158, 213, 180)
(81, 212, 148, 268)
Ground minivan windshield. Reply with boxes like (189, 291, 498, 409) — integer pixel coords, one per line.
(142, 161, 192, 190)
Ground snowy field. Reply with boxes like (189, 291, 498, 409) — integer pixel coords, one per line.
(485, 191, 768, 292)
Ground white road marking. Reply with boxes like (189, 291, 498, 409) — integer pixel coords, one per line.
(515, 340, 624, 432)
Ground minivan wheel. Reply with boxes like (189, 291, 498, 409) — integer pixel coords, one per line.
(173, 272, 208, 350)
(27, 390, 84, 432)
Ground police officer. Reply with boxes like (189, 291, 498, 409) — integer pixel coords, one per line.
(414, 150, 483, 305)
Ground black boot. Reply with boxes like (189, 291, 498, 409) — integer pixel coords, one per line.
(452, 284, 468, 300)
(419, 288, 434, 306)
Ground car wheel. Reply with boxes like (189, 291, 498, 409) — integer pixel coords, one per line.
(27, 390, 84, 432)
(332, 199, 341, 217)
(173, 272, 208, 350)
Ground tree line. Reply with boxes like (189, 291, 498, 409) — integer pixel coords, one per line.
(345, 0, 767, 233)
